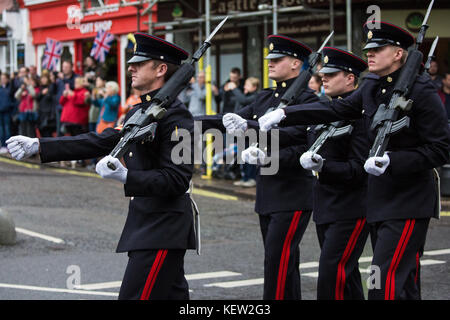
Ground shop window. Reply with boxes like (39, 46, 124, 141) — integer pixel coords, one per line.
(212, 42, 243, 87)
(17, 43, 24, 68)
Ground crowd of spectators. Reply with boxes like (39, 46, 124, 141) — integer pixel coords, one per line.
(4, 58, 446, 183)
(179, 66, 260, 187)
(0, 57, 128, 167)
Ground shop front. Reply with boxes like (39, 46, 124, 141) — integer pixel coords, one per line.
(25, 0, 157, 105)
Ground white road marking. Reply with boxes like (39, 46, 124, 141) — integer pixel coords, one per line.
(299, 262, 319, 269)
(423, 249, 450, 256)
(419, 259, 446, 266)
(15, 227, 65, 244)
(74, 281, 122, 290)
(75, 271, 243, 290)
(357, 248, 450, 264)
(4, 249, 449, 294)
(185, 271, 241, 280)
(0, 283, 118, 297)
(204, 278, 264, 288)
(301, 272, 319, 278)
(203, 251, 450, 288)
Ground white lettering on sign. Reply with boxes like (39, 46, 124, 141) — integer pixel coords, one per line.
(66, 5, 115, 32)
(95, 20, 113, 32)
(67, 5, 83, 30)
(78, 20, 112, 34)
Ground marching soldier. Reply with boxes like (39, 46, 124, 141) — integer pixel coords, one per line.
(259, 22, 450, 300)
(7, 33, 197, 300)
(196, 35, 319, 299)
(300, 47, 369, 300)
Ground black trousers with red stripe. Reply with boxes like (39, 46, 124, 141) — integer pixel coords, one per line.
(118, 249, 189, 300)
(315, 218, 369, 300)
(259, 210, 312, 300)
(368, 218, 430, 300)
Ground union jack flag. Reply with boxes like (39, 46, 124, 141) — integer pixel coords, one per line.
(90, 29, 115, 63)
(42, 38, 62, 71)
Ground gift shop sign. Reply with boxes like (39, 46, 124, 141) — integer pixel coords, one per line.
(66, 5, 113, 33)
(27, 1, 154, 44)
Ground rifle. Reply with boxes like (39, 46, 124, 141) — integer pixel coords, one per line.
(308, 121, 353, 162)
(107, 17, 228, 170)
(263, 31, 334, 115)
(369, 0, 434, 167)
(423, 36, 439, 76)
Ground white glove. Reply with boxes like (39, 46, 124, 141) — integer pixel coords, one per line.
(6, 136, 40, 160)
(364, 153, 390, 176)
(222, 113, 248, 135)
(241, 146, 267, 165)
(96, 155, 128, 184)
(300, 151, 324, 172)
(258, 108, 286, 132)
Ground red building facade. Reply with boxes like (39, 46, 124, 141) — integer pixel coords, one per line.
(25, 0, 157, 103)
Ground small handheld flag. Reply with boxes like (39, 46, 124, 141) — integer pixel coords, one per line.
(42, 38, 62, 71)
(90, 29, 114, 63)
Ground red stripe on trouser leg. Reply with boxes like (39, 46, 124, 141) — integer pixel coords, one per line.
(388, 220, 415, 300)
(385, 220, 410, 300)
(414, 251, 420, 284)
(140, 250, 168, 300)
(385, 219, 415, 300)
(275, 210, 302, 300)
(335, 218, 366, 300)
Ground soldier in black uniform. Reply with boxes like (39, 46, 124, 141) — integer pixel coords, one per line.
(196, 35, 319, 300)
(299, 47, 369, 300)
(259, 22, 450, 300)
(6, 33, 196, 300)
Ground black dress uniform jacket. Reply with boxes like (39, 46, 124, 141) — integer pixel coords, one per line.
(197, 76, 319, 215)
(280, 70, 450, 223)
(307, 91, 369, 225)
(39, 91, 196, 252)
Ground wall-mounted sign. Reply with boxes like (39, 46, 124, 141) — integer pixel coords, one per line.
(66, 4, 115, 32)
(79, 20, 113, 34)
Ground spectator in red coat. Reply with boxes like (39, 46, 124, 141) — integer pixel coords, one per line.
(60, 76, 90, 136)
(14, 76, 39, 138)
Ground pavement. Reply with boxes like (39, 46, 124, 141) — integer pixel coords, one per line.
(4, 153, 450, 211)
(194, 172, 450, 212)
(192, 173, 256, 200)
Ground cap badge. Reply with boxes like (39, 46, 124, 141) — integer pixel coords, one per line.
(269, 43, 274, 51)
(368, 30, 373, 40)
(133, 43, 137, 53)
(324, 55, 329, 64)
